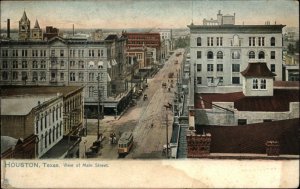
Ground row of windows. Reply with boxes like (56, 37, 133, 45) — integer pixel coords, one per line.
(1, 49, 105, 58)
(196, 36, 276, 47)
(64, 95, 82, 114)
(1, 71, 106, 82)
(1, 60, 106, 69)
(196, 50, 276, 60)
(39, 123, 63, 152)
(36, 105, 63, 134)
(196, 77, 240, 85)
(1, 71, 47, 81)
(196, 64, 276, 72)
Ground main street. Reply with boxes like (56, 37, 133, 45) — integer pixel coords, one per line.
(80, 48, 185, 159)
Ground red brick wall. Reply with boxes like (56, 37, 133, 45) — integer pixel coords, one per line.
(187, 134, 211, 158)
(196, 118, 299, 155)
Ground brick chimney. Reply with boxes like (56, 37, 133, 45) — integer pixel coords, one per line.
(7, 19, 10, 38)
(187, 131, 211, 158)
(265, 140, 280, 156)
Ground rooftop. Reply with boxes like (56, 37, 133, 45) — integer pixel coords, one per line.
(1, 136, 18, 153)
(241, 62, 276, 78)
(0, 86, 83, 98)
(195, 88, 299, 112)
(1, 95, 56, 115)
(195, 118, 299, 155)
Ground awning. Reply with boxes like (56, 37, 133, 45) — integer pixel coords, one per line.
(98, 61, 104, 68)
(112, 59, 117, 66)
(88, 61, 94, 67)
(107, 74, 111, 82)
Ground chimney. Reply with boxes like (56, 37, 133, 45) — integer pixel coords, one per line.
(73, 24, 74, 36)
(7, 19, 10, 38)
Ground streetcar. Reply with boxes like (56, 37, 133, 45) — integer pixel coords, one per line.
(118, 132, 133, 155)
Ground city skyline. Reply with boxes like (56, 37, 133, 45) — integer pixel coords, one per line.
(1, 0, 299, 30)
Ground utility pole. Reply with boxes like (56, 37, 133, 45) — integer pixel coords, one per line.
(164, 104, 171, 158)
(166, 109, 169, 158)
(97, 73, 101, 140)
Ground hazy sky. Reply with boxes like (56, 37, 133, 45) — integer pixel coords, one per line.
(1, 0, 299, 29)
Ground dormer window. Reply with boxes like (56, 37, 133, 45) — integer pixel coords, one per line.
(252, 79, 267, 90)
(253, 79, 258, 89)
(260, 79, 266, 89)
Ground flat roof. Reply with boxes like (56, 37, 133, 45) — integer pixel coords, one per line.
(0, 86, 83, 98)
(1, 136, 18, 153)
(188, 24, 285, 34)
(1, 95, 56, 115)
(195, 88, 299, 112)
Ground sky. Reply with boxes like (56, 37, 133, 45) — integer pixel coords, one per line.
(1, 0, 299, 30)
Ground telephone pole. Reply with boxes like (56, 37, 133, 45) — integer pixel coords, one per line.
(97, 73, 101, 140)
(164, 104, 171, 158)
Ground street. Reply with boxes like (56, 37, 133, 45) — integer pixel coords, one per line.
(80, 49, 185, 159)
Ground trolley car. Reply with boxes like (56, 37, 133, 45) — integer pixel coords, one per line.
(118, 132, 133, 155)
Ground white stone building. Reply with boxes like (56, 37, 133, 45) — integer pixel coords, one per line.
(1, 94, 64, 158)
(188, 11, 285, 90)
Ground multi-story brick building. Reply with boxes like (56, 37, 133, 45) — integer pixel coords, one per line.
(122, 32, 161, 63)
(188, 11, 285, 88)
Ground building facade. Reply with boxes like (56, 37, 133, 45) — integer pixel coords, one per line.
(1, 93, 64, 158)
(122, 32, 161, 63)
(188, 12, 285, 88)
(1, 86, 84, 158)
(194, 63, 299, 126)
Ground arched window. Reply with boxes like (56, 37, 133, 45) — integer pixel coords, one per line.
(49, 129, 52, 144)
(59, 104, 62, 118)
(2, 71, 8, 80)
(270, 37, 275, 46)
(44, 112, 47, 128)
(258, 51, 265, 59)
(217, 51, 223, 59)
(45, 132, 48, 148)
(53, 128, 55, 142)
(35, 116, 39, 134)
(197, 37, 201, 46)
(40, 114, 43, 131)
(248, 51, 255, 59)
(60, 122, 63, 136)
(32, 71, 38, 81)
(52, 107, 55, 122)
(40, 134, 44, 153)
(207, 51, 213, 59)
(56, 124, 59, 139)
(56, 105, 58, 120)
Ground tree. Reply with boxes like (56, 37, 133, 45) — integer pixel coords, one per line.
(174, 36, 190, 49)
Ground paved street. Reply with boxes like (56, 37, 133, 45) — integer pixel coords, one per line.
(80, 49, 185, 159)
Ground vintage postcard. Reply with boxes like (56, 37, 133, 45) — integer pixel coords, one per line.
(1, 0, 299, 188)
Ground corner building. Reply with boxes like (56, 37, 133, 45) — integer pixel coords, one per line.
(188, 23, 285, 87)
